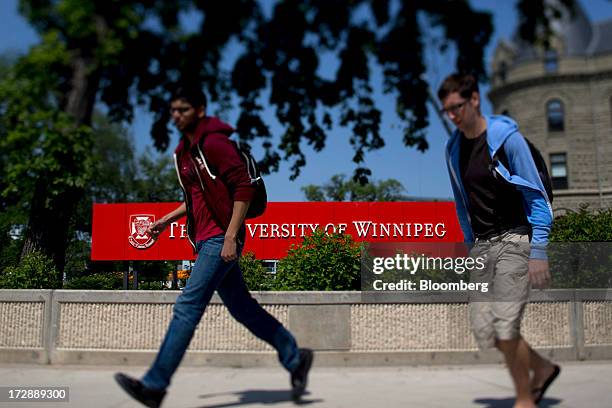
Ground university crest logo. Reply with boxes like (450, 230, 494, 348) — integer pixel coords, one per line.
(128, 214, 156, 249)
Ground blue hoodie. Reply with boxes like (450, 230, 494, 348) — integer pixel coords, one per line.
(445, 115, 553, 259)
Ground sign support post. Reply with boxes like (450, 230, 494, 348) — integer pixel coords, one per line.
(130, 262, 138, 290)
(123, 261, 129, 290)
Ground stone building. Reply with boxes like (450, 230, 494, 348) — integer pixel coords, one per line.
(489, 2, 612, 213)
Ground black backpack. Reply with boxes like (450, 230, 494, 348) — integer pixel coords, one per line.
(196, 136, 267, 219)
(494, 137, 554, 203)
(233, 140, 268, 218)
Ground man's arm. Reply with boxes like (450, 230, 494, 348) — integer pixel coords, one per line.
(220, 200, 250, 262)
(203, 134, 255, 262)
(204, 134, 256, 203)
(502, 132, 553, 258)
(146, 203, 187, 238)
(503, 132, 553, 288)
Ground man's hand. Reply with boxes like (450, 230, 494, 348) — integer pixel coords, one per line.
(221, 236, 238, 262)
(145, 204, 185, 240)
(528, 258, 551, 289)
(146, 219, 169, 239)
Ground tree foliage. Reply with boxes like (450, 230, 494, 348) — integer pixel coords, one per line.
(70, 113, 181, 231)
(13, 0, 571, 176)
(516, 0, 575, 49)
(16, 0, 496, 180)
(64, 115, 181, 281)
(0, 33, 93, 273)
(0, 34, 91, 204)
(302, 174, 408, 201)
(1, 0, 573, 273)
(0, 107, 181, 284)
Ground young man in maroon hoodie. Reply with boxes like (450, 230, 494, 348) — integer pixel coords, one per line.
(114, 87, 313, 408)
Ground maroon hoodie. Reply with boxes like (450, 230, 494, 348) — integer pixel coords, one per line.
(173, 117, 255, 250)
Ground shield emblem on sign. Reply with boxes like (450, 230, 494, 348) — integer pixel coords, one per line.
(128, 214, 156, 249)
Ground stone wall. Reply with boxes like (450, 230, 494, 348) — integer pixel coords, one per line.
(1, 290, 610, 366)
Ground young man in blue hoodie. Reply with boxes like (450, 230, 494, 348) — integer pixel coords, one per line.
(438, 73, 560, 408)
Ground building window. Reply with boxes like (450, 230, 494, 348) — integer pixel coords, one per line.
(544, 49, 558, 73)
(550, 153, 568, 190)
(547, 99, 564, 131)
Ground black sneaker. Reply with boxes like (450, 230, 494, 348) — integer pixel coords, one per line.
(114, 373, 166, 408)
(290, 348, 314, 401)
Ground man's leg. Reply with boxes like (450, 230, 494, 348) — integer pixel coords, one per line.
(469, 241, 497, 350)
(496, 338, 535, 408)
(216, 262, 313, 400)
(527, 342, 558, 400)
(141, 236, 234, 390)
(216, 262, 300, 371)
(492, 230, 546, 407)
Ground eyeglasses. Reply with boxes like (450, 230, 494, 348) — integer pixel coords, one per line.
(440, 100, 468, 116)
(169, 107, 192, 115)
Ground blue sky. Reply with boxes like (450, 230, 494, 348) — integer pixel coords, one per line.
(2, 0, 612, 202)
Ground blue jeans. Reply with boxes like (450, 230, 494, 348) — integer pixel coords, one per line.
(142, 235, 300, 391)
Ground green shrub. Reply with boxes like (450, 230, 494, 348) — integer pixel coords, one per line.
(138, 280, 167, 290)
(64, 272, 123, 290)
(274, 230, 361, 290)
(240, 252, 274, 290)
(550, 206, 612, 242)
(0, 251, 61, 289)
(549, 207, 612, 288)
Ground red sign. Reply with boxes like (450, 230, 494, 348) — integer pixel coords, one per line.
(91, 202, 464, 261)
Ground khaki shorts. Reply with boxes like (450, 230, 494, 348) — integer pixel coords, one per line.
(468, 227, 531, 349)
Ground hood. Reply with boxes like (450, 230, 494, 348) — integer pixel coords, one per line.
(483, 114, 519, 153)
(175, 116, 235, 154)
(447, 114, 519, 159)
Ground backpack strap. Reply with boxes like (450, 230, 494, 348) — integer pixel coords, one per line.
(487, 132, 511, 182)
(490, 137, 554, 203)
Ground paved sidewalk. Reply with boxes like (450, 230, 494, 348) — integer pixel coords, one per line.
(0, 361, 610, 408)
